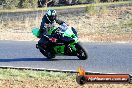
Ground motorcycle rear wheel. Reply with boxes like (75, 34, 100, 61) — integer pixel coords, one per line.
(39, 48, 55, 59)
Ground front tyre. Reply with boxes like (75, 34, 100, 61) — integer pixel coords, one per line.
(76, 43, 88, 60)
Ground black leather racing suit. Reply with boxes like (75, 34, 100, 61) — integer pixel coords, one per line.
(38, 15, 65, 46)
(38, 15, 78, 55)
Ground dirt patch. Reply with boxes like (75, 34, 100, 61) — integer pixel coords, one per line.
(0, 5, 132, 88)
(0, 6, 132, 42)
(0, 78, 131, 88)
(79, 33, 132, 43)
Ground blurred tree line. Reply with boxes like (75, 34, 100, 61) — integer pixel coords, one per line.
(38, 0, 123, 7)
(0, 0, 130, 9)
(0, 0, 38, 9)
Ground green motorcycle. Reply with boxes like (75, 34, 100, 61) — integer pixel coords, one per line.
(32, 25, 88, 60)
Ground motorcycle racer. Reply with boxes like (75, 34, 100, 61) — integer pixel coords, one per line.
(37, 9, 78, 56)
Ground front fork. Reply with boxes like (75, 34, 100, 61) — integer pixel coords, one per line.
(65, 43, 77, 56)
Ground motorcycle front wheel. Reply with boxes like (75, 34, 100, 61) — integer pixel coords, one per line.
(76, 43, 88, 60)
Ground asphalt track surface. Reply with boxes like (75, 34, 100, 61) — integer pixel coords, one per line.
(0, 40, 132, 75)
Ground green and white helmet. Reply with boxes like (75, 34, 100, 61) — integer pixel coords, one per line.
(46, 9, 57, 22)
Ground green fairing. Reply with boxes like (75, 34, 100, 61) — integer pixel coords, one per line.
(70, 44, 76, 51)
(32, 26, 79, 55)
(63, 27, 74, 37)
(31, 24, 88, 60)
(32, 28, 40, 37)
(48, 27, 57, 35)
(54, 45, 65, 54)
(52, 27, 78, 54)
(73, 37, 78, 43)
(64, 27, 78, 43)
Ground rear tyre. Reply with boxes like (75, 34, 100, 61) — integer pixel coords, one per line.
(39, 48, 55, 59)
(76, 43, 88, 60)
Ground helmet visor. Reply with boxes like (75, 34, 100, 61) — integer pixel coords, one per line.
(48, 15, 56, 22)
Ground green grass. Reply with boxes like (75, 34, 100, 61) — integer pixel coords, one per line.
(85, 4, 109, 15)
(0, 68, 76, 80)
(124, 20, 132, 28)
(0, 1, 131, 13)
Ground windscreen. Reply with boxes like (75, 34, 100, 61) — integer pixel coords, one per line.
(59, 23, 68, 32)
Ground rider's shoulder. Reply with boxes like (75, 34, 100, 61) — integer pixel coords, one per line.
(42, 15, 47, 19)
